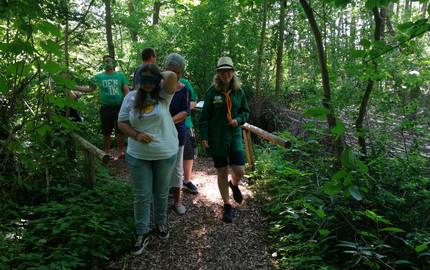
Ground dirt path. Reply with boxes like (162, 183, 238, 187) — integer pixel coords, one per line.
(108, 156, 276, 270)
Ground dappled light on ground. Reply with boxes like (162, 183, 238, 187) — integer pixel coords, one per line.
(108, 156, 275, 270)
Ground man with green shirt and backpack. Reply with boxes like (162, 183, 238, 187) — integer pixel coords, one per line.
(76, 55, 129, 160)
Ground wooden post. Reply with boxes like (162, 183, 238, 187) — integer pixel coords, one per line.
(243, 129, 255, 171)
(70, 132, 110, 188)
(83, 149, 96, 188)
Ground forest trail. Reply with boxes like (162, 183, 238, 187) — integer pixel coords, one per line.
(107, 155, 276, 270)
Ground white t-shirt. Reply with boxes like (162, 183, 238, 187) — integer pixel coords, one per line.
(118, 90, 178, 160)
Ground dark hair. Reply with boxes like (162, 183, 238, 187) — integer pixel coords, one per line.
(141, 48, 156, 62)
(102, 55, 114, 61)
(134, 64, 163, 115)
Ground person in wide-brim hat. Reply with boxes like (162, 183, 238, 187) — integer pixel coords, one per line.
(199, 56, 251, 223)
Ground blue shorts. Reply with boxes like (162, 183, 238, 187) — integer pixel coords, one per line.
(212, 151, 245, 168)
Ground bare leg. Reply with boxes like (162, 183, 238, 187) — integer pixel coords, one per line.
(116, 132, 125, 157)
(183, 159, 194, 182)
(230, 165, 245, 186)
(103, 135, 111, 154)
(216, 166, 229, 204)
(172, 187, 182, 205)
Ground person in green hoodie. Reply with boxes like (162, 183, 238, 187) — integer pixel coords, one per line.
(199, 56, 250, 223)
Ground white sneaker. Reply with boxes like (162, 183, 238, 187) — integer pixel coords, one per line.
(174, 203, 186, 215)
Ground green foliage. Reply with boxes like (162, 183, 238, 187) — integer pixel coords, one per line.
(250, 133, 430, 269)
(0, 178, 133, 269)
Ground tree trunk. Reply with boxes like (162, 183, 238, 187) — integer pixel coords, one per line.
(299, 0, 343, 163)
(104, 0, 115, 58)
(355, 8, 383, 156)
(254, 0, 268, 127)
(64, 0, 69, 69)
(422, 2, 428, 18)
(153, 1, 161, 25)
(127, 0, 138, 42)
(275, 0, 286, 97)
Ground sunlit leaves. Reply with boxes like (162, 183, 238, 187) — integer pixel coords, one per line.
(41, 60, 62, 74)
(39, 40, 62, 57)
(6, 61, 32, 76)
(415, 243, 428, 253)
(303, 107, 329, 119)
(303, 202, 326, 218)
(380, 227, 405, 233)
(52, 74, 76, 89)
(363, 210, 391, 225)
(36, 21, 62, 38)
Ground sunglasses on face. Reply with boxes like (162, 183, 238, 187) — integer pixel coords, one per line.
(141, 75, 161, 85)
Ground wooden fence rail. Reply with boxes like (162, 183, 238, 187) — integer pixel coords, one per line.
(70, 122, 289, 186)
(241, 123, 291, 171)
(70, 132, 110, 188)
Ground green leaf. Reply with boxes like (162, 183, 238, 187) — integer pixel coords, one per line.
(360, 39, 371, 49)
(381, 227, 405, 233)
(323, 181, 341, 196)
(6, 61, 32, 76)
(358, 230, 377, 238)
(319, 229, 330, 237)
(331, 122, 345, 139)
(341, 148, 355, 169)
(37, 21, 62, 37)
(348, 185, 362, 201)
(9, 38, 34, 55)
(304, 202, 326, 218)
(350, 49, 366, 58)
(42, 60, 62, 74)
(398, 22, 415, 32)
(364, 210, 391, 225)
(52, 75, 76, 89)
(303, 107, 329, 119)
(356, 158, 368, 173)
(40, 40, 62, 57)
(0, 77, 7, 93)
(416, 243, 428, 253)
(394, 260, 413, 265)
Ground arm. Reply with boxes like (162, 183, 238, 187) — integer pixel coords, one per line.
(182, 79, 198, 110)
(118, 121, 152, 143)
(75, 85, 96, 93)
(199, 89, 212, 148)
(121, 72, 130, 96)
(76, 74, 97, 93)
(172, 111, 187, 124)
(229, 89, 250, 127)
(160, 71, 178, 95)
(172, 87, 189, 124)
(122, 84, 129, 96)
(117, 93, 152, 143)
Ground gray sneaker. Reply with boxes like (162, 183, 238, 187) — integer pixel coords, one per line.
(174, 203, 187, 215)
(131, 233, 150, 255)
(155, 224, 170, 240)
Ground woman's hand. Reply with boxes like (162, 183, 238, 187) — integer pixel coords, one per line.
(228, 119, 238, 127)
(202, 140, 209, 148)
(136, 132, 153, 143)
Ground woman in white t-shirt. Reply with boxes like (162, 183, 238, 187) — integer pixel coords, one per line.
(118, 64, 178, 256)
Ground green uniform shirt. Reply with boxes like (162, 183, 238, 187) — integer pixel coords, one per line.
(90, 71, 128, 106)
(199, 86, 250, 157)
(180, 78, 198, 129)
